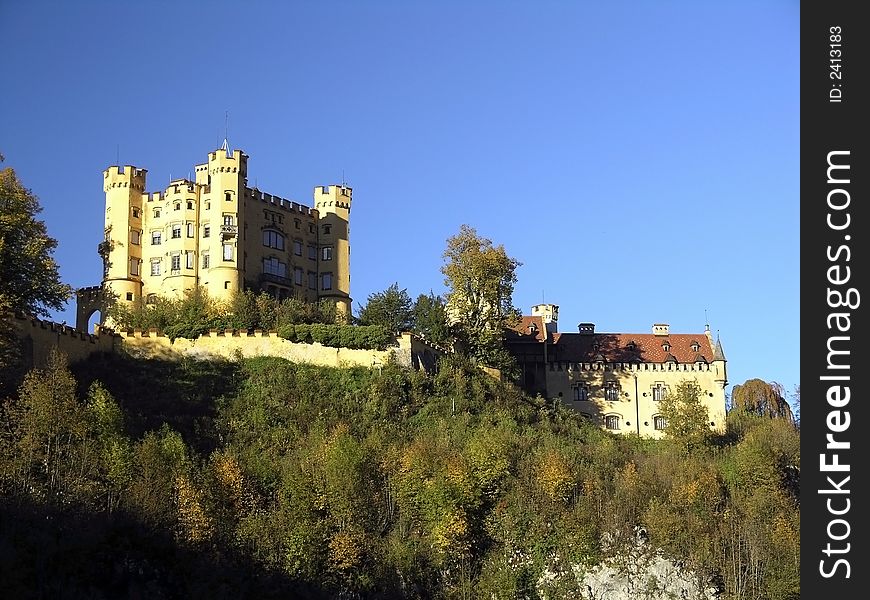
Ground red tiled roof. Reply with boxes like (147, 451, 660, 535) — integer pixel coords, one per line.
(506, 316, 546, 343)
(547, 332, 716, 363)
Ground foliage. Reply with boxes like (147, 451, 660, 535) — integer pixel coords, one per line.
(0, 162, 73, 318)
(657, 379, 712, 453)
(0, 349, 800, 599)
(277, 323, 395, 350)
(412, 291, 451, 347)
(441, 225, 521, 371)
(357, 282, 414, 333)
(731, 378, 796, 423)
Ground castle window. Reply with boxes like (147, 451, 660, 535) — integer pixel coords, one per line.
(171, 225, 181, 239)
(187, 200, 194, 210)
(652, 383, 668, 401)
(131, 230, 141, 245)
(146, 293, 157, 305)
(263, 257, 287, 278)
(662, 342, 671, 352)
(132, 208, 140, 218)
(294, 267, 303, 285)
(308, 271, 317, 289)
(573, 385, 588, 402)
(605, 382, 620, 402)
(322, 224, 332, 235)
(293, 240, 303, 256)
(308, 245, 317, 260)
(126, 292, 133, 301)
(171, 254, 181, 272)
(263, 230, 285, 250)
(322, 272, 333, 291)
(186, 252, 194, 269)
(150, 260, 161, 276)
(223, 215, 234, 226)
(294, 219, 301, 230)
(654, 415, 668, 430)
(187, 223, 195, 238)
(203, 225, 210, 238)
(153, 208, 161, 218)
(151, 231, 162, 245)
(321, 246, 333, 261)
(129, 258, 139, 276)
(225, 192, 232, 202)
(605, 415, 620, 430)
(691, 341, 701, 352)
(223, 243, 233, 261)
(174, 202, 181, 211)
(206, 202, 211, 210)
(309, 223, 316, 234)
(202, 253, 210, 269)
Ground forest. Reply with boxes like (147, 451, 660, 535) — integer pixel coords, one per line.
(0, 349, 799, 599)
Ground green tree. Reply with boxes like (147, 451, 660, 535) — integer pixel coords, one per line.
(658, 380, 711, 453)
(412, 291, 450, 347)
(441, 225, 521, 368)
(357, 283, 414, 334)
(0, 161, 72, 317)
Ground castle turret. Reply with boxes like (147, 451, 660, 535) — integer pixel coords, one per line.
(314, 184, 352, 317)
(199, 141, 247, 301)
(102, 164, 147, 321)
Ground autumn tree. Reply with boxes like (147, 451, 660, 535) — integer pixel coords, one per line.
(0, 160, 72, 317)
(357, 283, 414, 333)
(658, 379, 711, 453)
(441, 225, 521, 369)
(730, 378, 795, 424)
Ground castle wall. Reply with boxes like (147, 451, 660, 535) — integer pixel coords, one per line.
(7, 314, 119, 369)
(118, 331, 434, 371)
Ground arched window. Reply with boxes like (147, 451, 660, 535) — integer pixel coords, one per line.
(263, 230, 285, 250)
(654, 415, 668, 430)
(604, 415, 620, 430)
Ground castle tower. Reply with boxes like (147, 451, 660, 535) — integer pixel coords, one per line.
(196, 142, 248, 302)
(314, 184, 352, 317)
(531, 303, 559, 334)
(102, 164, 148, 320)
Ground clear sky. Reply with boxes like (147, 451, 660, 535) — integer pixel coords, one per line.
(0, 1, 799, 402)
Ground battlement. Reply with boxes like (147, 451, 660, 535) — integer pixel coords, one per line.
(250, 188, 316, 216)
(6, 312, 120, 368)
(165, 180, 198, 194)
(207, 148, 247, 164)
(314, 185, 352, 210)
(104, 165, 147, 192)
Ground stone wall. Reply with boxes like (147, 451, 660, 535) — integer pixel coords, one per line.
(7, 313, 119, 369)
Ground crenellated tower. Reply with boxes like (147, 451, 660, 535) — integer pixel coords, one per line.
(102, 164, 147, 317)
(314, 184, 352, 317)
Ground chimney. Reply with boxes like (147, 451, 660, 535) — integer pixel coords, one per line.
(652, 323, 670, 336)
(578, 323, 595, 335)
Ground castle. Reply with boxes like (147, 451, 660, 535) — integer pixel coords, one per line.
(76, 142, 351, 330)
(505, 304, 727, 438)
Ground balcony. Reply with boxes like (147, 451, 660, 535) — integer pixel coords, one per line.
(220, 224, 238, 237)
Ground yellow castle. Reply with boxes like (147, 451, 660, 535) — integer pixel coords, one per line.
(77, 142, 351, 329)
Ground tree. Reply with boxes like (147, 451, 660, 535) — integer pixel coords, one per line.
(357, 283, 414, 333)
(0, 161, 72, 317)
(441, 225, 521, 366)
(658, 380, 711, 452)
(730, 379, 795, 424)
(412, 291, 450, 347)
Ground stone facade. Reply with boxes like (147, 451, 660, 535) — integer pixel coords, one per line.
(82, 142, 351, 330)
(506, 304, 728, 438)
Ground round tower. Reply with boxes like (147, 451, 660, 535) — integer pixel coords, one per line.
(201, 142, 247, 302)
(102, 164, 147, 321)
(314, 184, 352, 318)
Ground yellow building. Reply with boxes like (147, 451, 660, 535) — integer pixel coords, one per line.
(506, 304, 727, 438)
(85, 142, 351, 327)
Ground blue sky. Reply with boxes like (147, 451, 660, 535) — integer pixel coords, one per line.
(0, 1, 799, 401)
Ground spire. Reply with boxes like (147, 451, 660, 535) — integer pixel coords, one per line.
(220, 137, 231, 157)
(713, 333, 726, 361)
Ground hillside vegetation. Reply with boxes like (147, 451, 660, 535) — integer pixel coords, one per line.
(0, 349, 799, 599)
